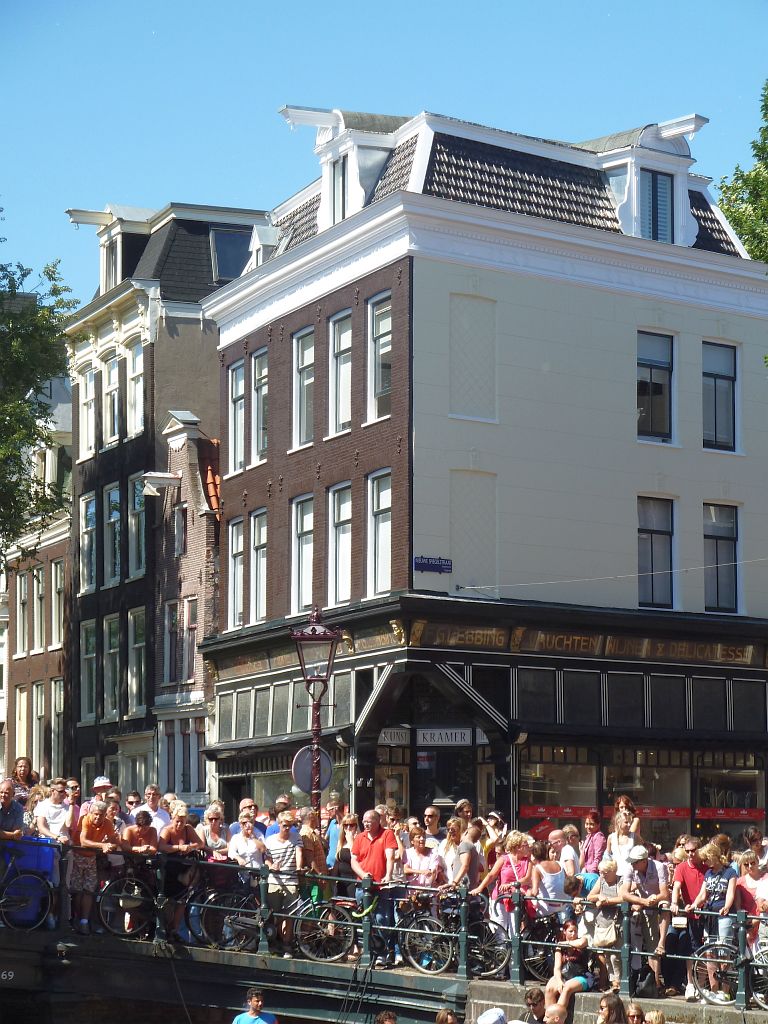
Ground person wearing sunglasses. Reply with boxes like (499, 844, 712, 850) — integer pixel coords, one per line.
(596, 993, 628, 1024)
(521, 987, 546, 1023)
(423, 806, 446, 850)
(626, 1003, 644, 1024)
(124, 791, 142, 820)
(196, 803, 230, 860)
(669, 836, 705, 999)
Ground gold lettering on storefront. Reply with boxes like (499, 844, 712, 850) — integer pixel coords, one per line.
(530, 632, 603, 656)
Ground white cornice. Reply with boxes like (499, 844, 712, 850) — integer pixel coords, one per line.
(205, 192, 767, 348)
(6, 513, 71, 559)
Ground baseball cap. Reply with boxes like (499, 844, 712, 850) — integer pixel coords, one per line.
(93, 776, 112, 790)
(628, 844, 649, 863)
(477, 1010, 507, 1024)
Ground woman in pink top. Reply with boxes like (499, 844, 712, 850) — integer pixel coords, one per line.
(580, 811, 607, 894)
(472, 829, 531, 933)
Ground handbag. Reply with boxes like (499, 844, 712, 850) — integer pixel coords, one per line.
(634, 966, 659, 999)
(593, 918, 618, 947)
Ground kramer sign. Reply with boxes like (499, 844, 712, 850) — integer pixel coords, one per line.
(416, 728, 472, 746)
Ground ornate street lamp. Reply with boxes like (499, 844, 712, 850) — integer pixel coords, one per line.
(291, 607, 342, 814)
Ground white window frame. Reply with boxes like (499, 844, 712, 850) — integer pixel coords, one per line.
(103, 482, 121, 585)
(50, 559, 64, 648)
(250, 509, 267, 623)
(32, 682, 45, 778)
(228, 360, 245, 474)
(80, 620, 96, 722)
(329, 311, 352, 435)
(251, 349, 268, 463)
(80, 492, 96, 592)
(79, 366, 95, 459)
(292, 495, 314, 614)
(293, 328, 315, 448)
(367, 470, 392, 597)
(367, 294, 392, 422)
(102, 352, 120, 444)
(31, 565, 45, 652)
(127, 607, 146, 714)
(128, 474, 145, 578)
(702, 341, 737, 452)
(228, 519, 244, 628)
(126, 340, 144, 436)
(640, 168, 674, 243)
(328, 482, 352, 607)
(51, 677, 64, 777)
(164, 601, 180, 684)
(173, 503, 187, 557)
(332, 155, 347, 224)
(15, 572, 28, 654)
(103, 614, 120, 719)
(183, 596, 198, 682)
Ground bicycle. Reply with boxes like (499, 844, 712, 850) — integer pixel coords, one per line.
(98, 852, 204, 939)
(691, 935, 768, 1010)
(0, 840, 54, 930)
(199, 874, 355, 963)
(393, 887, 510, 978)
(519, 910, 561, 982)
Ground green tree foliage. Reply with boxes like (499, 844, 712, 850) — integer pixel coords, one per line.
(718, 79, 768, 263)
(0, 245, 77, 565)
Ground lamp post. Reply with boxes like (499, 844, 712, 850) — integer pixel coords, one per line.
(291, 606, 342, 815)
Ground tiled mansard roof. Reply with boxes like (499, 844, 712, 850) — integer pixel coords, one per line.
(269, 117, 741, 259)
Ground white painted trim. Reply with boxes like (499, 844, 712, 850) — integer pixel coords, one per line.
(205, 192, 768, 350)
(407, 127, 435, 195)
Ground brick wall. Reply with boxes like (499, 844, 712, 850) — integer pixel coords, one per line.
(217, 256, 412, 629)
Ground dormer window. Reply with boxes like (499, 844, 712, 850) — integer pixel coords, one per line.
(210, 227, 252, 282)
(640, 169, 674, 243)
(332, 156, 347, 224)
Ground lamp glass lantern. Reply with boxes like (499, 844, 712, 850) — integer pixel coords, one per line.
(291, 607, 342, 699)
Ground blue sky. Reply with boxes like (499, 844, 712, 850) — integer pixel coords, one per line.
(2, 0, 766, 306)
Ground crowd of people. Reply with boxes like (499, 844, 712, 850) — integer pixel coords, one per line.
(4, 761, 768, 1008)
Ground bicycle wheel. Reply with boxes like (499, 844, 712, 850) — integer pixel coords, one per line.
(749, 949, 768, 1010)
(98, 876, 155, 937)
(296, 903, 355, 962)
(521, 920, 557, 982)
(692, 940, 738, 1004)
(200, 891, 258, 949)
(468, 918, 511, 978)
(0, 872, 52, 930)
(403, 915, 454, 975)
(184, 886, 216, 945)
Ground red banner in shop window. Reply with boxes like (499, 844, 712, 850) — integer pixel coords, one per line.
(695, 807, 764, 820)
(520, 805, 599, 819)
(602, 805, 690, 819)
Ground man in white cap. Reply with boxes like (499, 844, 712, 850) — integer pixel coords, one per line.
(620, 844, 668, 993)
(477, 1009, 507, 1024)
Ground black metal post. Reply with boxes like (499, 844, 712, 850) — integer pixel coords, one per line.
(310, 690, 322, 817)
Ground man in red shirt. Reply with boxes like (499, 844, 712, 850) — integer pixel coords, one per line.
(351, 809, 397, 967)
(669, 836, 706, 1000)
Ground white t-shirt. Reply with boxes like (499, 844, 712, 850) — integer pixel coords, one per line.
(560, 843, 579, 874)
(133, 803, 171, 833)
(228, 833, 264, 870)
(35, 799, 69, 838)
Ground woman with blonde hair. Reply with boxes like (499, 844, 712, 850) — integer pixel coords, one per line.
(22, 783, 49, 835)
(471, 829, 531, 933)
(690, 842, 737, 943)
(437, 817, 465, 877)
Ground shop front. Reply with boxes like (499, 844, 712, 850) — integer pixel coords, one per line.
(518, 743, 764, 850)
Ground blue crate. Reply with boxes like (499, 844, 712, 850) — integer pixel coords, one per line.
(2, 837, 56, 877)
